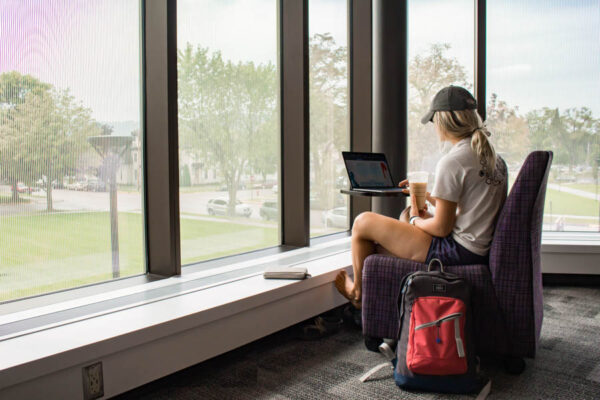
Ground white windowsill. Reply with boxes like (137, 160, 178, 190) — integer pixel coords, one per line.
(541, 231, 600, 253)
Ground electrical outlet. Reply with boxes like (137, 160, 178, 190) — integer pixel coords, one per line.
(82, 362, 104, 400)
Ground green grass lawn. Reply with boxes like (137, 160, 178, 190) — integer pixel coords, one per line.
(0, 212, 277, 301)
(545, 188, 599, 217)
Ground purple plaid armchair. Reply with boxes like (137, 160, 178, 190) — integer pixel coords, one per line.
(361, 151, 553, 365)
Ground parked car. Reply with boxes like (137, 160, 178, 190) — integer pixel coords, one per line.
(74, 181, 87, 191)
(207, 198, 252, 217)
(13, 182, 32, 194)
(65, 182, 78, 190)
(86, 178, 106, 192)
(323, 207, 348, 228)
(259, 201, 278, 220)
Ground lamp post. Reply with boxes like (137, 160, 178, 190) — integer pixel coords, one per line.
(88, 135, 133, 278)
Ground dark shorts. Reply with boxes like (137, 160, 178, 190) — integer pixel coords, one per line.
(425, 235, 488, 266)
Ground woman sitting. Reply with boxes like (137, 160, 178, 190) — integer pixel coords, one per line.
(335, 86, 507, 308)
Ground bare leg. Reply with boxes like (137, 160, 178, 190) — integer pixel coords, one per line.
(374, 244, 393, 256)
(335, 211, 433, 308)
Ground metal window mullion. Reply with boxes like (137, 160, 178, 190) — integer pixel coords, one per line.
(281, 0, 309, 247)
(372, 0, 408, 218)
(475, 0, 486, 121)
(349, 0, 373, 225)
(143, 0, 181, 276)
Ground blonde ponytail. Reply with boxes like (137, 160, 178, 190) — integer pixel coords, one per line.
(470, 125, 496, 174)
(433, 109, 497, 174)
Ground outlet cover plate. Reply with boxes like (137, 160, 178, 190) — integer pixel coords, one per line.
(82, 361, 104, 400)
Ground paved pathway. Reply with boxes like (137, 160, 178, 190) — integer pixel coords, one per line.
(548, 184, 600, 201)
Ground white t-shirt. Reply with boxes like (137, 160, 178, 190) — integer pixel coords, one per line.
(430, 138, 507, 256)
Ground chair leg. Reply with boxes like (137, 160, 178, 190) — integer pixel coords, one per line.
(503, 356, 526, 375)
(364, 336, 383, 353)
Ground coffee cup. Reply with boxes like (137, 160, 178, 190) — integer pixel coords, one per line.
(407, 171, 429, 210)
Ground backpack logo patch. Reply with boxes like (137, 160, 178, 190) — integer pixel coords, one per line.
(432, 283, 446, 293)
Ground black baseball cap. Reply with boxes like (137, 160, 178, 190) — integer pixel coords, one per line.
(420, 86, 477, 124)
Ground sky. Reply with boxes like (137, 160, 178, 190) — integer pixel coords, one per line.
(0, 0, 598, 124)
(0, 0, 141, 123)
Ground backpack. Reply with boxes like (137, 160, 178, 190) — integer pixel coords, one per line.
(361, 259, 491, 398)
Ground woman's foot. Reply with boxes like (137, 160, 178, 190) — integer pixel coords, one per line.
(335, 271, 361, 309)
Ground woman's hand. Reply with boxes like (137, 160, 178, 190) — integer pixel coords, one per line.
(400, 178, 436, 207)
(409, 192, 430, 219)
(398, 179, 409, 196)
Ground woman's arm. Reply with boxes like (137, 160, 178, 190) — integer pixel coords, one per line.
(426, 192, 437, 207)
(410, 195, 456, 237)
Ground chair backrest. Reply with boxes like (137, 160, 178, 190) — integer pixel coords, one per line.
(488, 151, 553, 357)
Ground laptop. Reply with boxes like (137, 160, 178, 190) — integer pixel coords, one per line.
(342, 152, 406, 194)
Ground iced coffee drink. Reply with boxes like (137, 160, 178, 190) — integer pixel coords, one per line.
(407, 171, 429, 210)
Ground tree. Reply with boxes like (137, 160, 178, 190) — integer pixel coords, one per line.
(560, 108, 598, 170)
(2, 88, 99, 210)
(178, 44, 278, 215)
(524, 108, 555, 153)
(309, 33, 348, 210)
(0, 72, 51, 200)
(525, 107, 599, 172)
(0, 71, 51, 107)
(407, 44, 470, 170)
(486, 93, 529, 165)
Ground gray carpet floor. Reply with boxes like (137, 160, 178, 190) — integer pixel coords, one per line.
(117, 286, 600, 399)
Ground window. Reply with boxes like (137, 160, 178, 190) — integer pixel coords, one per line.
(309, 0, 350, 237)
(177, 0, 280, 265)
(407, 0, 475, 173)
(0, 0, 144, 301)
(487, 0, 600, 232)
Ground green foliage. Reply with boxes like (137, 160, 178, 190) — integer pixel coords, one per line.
(486, 93, 529, 165)
(0, 71, 51, 107)
(178, 44, 278, 215)
(525, 107, 600, 170)
(178, 36, 350, 211)
(0, 72, 52, 201)
(0, 72, 100, 210)
(309, 33, 348, 210)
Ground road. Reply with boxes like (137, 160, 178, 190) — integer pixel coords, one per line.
(0, 186, 346, 231)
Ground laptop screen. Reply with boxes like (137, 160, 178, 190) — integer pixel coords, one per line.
(342, 152, 395, 188)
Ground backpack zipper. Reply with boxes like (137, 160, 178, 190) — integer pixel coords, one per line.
(414, 312, 462, 330)
(414, 312, 465, 358)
